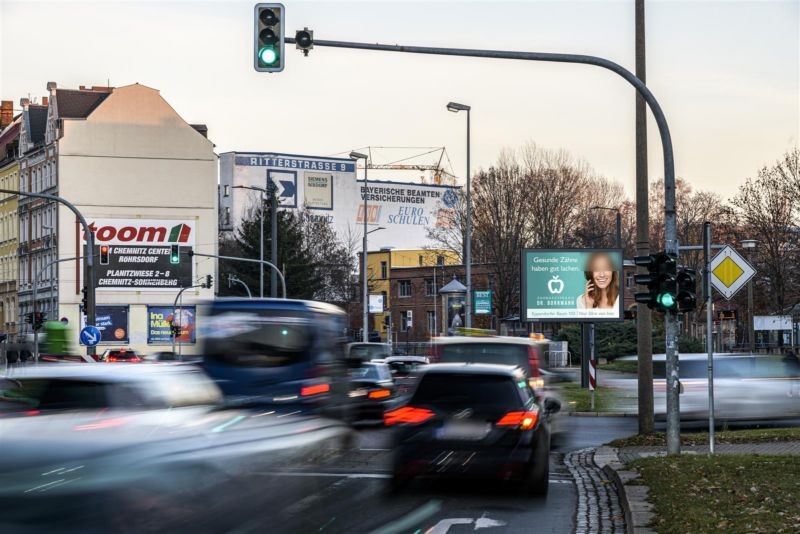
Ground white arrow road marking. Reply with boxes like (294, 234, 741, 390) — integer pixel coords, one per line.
(426, 518, 473, 534)
(474, 513, 507, 529)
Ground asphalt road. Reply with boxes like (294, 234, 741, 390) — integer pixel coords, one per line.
(240, 416, 638, 533)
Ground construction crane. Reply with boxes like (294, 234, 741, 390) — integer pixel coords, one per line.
(331, 146, 458, 185)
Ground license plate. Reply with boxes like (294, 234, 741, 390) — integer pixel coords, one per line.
(437, 421, 491, 441)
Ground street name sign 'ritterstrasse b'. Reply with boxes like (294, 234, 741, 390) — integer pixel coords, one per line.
(708, 245, 756, 300)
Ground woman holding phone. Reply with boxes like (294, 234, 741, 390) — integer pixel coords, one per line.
(576, 252, 620, 309)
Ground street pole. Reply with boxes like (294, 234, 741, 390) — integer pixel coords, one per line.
(704, 222, 715, 454)
(270, 182, 278, 299)
(290, 34, 679, 449)
(261, 191, 265, 298)
(363, 163, 369, 342)
(465, 108, 472, 329)
(634, 0, 655, 437)
(747, 250, 755, 354)
(187, 250, 286, 298)
(615, 211, 622, 249)
(0, 189, 97, 359)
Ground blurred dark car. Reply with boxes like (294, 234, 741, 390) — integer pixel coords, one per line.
(430, 336, 547, 392)
(348, 362, 397, 421)
(0, 364, 354, 532)
(386, 363, 560, 495)
(384, 355, 429, 397)
(346, 342, 392, 365)
(142, 351, 201, 364)
(200, 298, 350, 419)
(100, 348, 142, 363)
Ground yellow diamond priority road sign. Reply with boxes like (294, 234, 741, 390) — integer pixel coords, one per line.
(709, 245, 756, 300)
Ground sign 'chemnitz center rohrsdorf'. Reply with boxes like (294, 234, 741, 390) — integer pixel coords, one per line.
(82, 219, 195, 290)
(219, 152, 461, 249)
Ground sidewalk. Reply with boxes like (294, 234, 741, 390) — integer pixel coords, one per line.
(617, 440, 800, 463)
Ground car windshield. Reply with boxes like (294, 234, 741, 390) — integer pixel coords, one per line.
(349, 344, 388, 360)
(204, 308, 315, 367)
(411, 373, 521, 411)
(439, 343, 529, 369)
(349, 364, 391, 381)
(0, 379, 109, 413)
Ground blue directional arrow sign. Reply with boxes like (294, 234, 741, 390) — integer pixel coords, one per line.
(279, 180, 296, 198)
(80, 325, 102, 347)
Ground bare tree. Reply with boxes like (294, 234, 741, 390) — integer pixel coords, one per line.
(731, 163, 798, 314)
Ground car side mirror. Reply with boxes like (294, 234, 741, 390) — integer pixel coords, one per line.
(544, 397, 561, 414)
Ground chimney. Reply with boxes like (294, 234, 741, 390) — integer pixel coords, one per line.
(0, 101, 13, 129)
(42, 96, 48, 107)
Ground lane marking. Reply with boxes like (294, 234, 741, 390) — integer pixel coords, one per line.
(426, 518, 472, 534)
(359, 448, 390, 451)
(266, 471, 392, 479)
(371, 500, 443, 534)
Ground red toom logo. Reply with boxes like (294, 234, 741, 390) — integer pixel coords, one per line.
(86, 222, 192, 244)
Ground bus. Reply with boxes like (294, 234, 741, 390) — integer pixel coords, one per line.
(200, 298, 351, 419)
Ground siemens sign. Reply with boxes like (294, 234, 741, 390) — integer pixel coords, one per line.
(220, 151, 460, 249)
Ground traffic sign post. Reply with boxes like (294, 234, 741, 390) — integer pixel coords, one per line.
(80, 325, 101, 348)
(709, 245, 756, 300)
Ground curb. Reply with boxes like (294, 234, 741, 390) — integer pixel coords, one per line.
(566, 412, 639, 417)
(594, 446, 657, 534)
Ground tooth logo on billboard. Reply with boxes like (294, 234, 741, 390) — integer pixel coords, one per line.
(547, 276, 565, 294)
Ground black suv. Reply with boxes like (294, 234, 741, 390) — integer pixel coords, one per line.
(385, 363, 560, 495)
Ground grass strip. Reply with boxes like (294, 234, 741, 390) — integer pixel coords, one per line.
(609, 427, 800, 448)
(631, 454, 800, 533)
(556, 382, 620, 412)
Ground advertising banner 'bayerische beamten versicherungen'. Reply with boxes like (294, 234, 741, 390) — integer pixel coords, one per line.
(520, 249, 624, 322)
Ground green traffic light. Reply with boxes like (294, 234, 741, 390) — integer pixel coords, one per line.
(657, 292, 676, 309)
(259, 47, 278, 65)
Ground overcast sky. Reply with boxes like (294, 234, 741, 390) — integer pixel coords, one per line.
(2, 0, 797, 200)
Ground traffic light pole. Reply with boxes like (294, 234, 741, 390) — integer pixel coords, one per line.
(704, 222, 715, 454)
(32, 256, 78, 362)
(0, 189, 97, 359)
(288, 35, 680, 452)
(186, 250, 286, 298)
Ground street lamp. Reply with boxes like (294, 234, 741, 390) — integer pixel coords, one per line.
(741, 239, 758, 353)
(446, 101, 472, 328)
(350, 151, 370, 342)
(589, 206, 622, 248)
(233, 185, 268, 298)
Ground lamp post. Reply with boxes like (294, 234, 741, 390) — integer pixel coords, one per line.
(233, 185, 267, 298)
(589, 205, 622, 248)
(741, 239, 758, 353)
(350, 151, 370, 342)
(446, 101, 472, 328)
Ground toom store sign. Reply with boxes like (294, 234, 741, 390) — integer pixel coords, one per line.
(82, 219, 195, 246)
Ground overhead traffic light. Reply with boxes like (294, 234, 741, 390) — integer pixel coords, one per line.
(676, 268, 697, 313)
(204, 274, 213, 289)
(254, 3, 285, 72)
(100, 245, 110, 265)
(295, 28, 313, 55)
(170, 245, 180, 264)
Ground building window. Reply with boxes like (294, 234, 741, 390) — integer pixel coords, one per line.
(437, 255, 445, 266)
(398, 280, 411, 298)
(381, 291, 387, 308)
(626, 271, 634, 288)
(427, 310, 436, 334)
(400, 310, 413, 332)
(418, 255, 423, 266)
(380, 261, 388, 279)
(425, 278, 436, 296)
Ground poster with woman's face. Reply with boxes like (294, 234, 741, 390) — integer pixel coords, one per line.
(521, 249, 623, 322)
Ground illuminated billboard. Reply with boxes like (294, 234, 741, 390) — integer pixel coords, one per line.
(520, 249, 624, 322)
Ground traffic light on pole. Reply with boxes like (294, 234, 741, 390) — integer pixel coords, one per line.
(655, 252, 678, 313)
(33, 312, 45, 331)
(676, 268, 697, 313)
(81, 286, 88, 311)
(633, 254, 659, 309)
(170, 245, 180, 264)
(205, 275, 213, 289)
(254, 3, 285, 72)
(100, 245, 109, 265)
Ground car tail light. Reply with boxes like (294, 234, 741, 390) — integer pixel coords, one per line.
(384, 406, 435, 426)
(300, 383, 330, 397)
(496, 409, 539, 430)
(368, 388, 391, 399)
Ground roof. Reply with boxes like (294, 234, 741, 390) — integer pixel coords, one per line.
(439, 277, 467, 294)
(27, 105, 47, 146)
(55, 88, 111, 119)
(420, 362, 525, 378)
(433, 335, 540, 346)
(385, 355, 429, 364)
